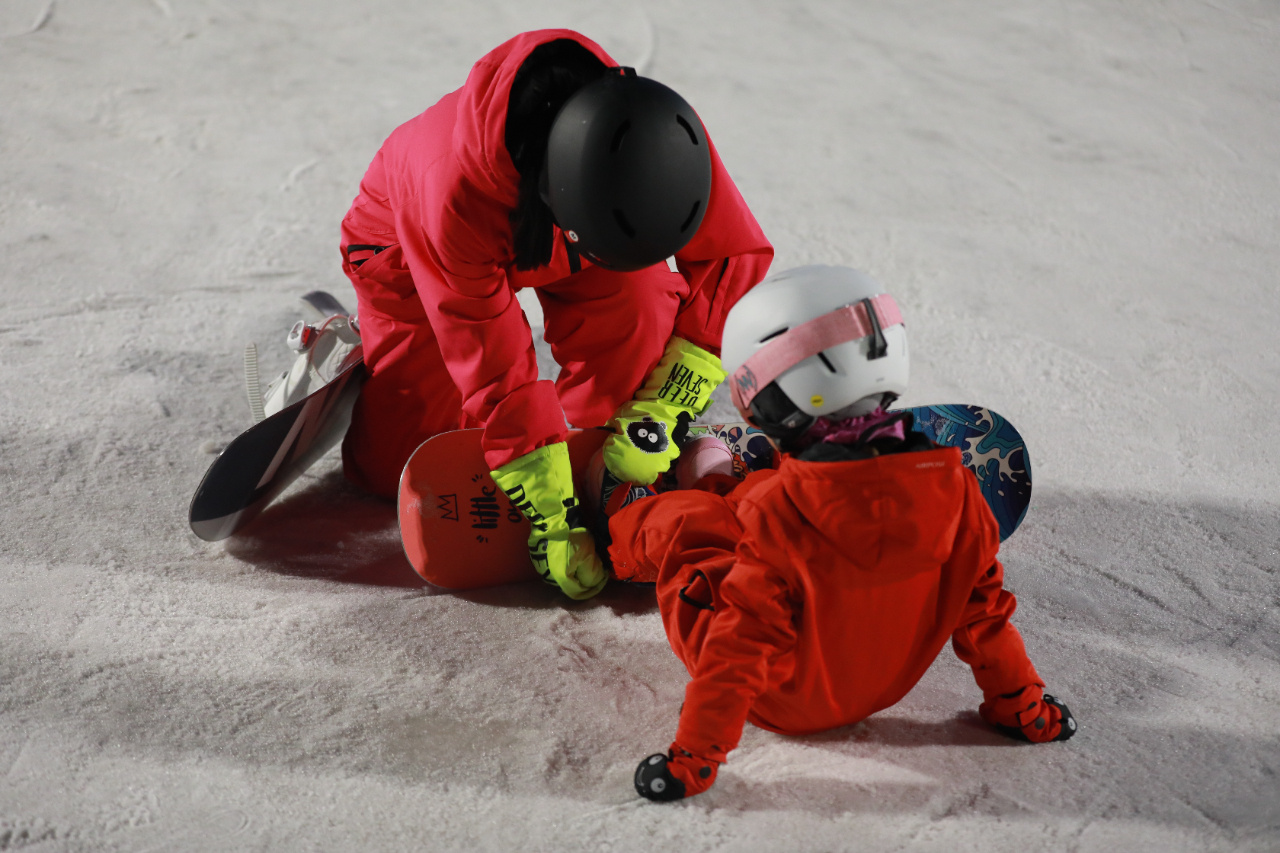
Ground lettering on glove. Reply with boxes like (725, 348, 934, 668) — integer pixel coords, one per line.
(655, 362, 713, 410)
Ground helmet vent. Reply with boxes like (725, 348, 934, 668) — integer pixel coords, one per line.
(675, 115, 699, 145)
(758, 326, 788, 344)
(679, 200, 701, 233)
(817, 352, 837, 373)
(610, 121, 632, 153)
(613, 209, 637, 238)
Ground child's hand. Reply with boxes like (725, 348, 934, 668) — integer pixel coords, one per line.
(634, 745, 720, 801)
(980, 684, 1078, 743)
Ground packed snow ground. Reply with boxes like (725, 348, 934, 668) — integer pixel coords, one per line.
(2, 1, 1278, 851)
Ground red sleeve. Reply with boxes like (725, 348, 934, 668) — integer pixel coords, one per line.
(930, 470, 1039, 698)
(671, 136, 773, 355)
(950, 561, 1043, 699)
(396, 189, 567, 470)
(674, 551, 796, 764)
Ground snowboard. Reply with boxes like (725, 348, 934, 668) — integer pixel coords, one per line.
(188, 292, 367, 541)
(397, 405, 1032, 590)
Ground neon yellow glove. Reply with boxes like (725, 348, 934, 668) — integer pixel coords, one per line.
(603, 338, 727, 485)
(491, 442, 606, 600)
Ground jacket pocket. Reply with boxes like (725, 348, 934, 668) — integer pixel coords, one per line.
(678, 569, 716, 612)
(350, 243, 411, 289)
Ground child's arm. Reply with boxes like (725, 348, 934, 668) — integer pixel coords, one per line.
(951, 559, 1077, 743)
(636, 556, 796, 801)
(951, 560, 1040, 696)
(676, 560, 796, 760)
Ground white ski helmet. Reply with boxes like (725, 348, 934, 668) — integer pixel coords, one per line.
(721, 265, 909, 439)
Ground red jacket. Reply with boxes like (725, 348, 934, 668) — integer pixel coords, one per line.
(342, 30, 773, 469)
(613, 446, 1042, 764)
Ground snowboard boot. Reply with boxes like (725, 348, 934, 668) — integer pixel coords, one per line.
(672, 434, 736, 489)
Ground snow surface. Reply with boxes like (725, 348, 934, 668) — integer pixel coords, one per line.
(2, 1, 1279, 850)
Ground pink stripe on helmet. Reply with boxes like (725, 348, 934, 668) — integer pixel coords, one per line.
(729, 294, 902, 414)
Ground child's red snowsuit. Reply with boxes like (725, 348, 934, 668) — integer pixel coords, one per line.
(338, 29, 773, 496)
(607, 445, 1043, 764)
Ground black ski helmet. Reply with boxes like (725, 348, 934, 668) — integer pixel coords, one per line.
(542, 67, 712, 271)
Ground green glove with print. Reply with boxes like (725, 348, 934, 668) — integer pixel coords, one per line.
(602, 338, 727, 485)
(491, 442, 607, 600)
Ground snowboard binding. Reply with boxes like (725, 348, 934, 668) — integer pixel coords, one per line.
(244, 292, 361, 424)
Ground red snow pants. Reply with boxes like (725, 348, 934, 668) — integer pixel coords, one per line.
(338, 237, 688, 498)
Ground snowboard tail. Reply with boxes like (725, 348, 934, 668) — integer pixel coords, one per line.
(188, 293, 366, 542)
(908, 404, 1031, 541)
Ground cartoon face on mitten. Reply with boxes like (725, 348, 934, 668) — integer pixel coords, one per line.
(626, 418, 669, 454)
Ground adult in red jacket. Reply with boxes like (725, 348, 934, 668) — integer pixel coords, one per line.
(609, 267, 1076, 802)
(338, 31, 773, 599)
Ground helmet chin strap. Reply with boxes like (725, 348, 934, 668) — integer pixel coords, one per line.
(539, 155, 583, 273)
(561, 233, 582, 274)
(537, 156, 551, 206)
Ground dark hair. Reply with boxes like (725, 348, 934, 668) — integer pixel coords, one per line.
(505, 39, 607, 270)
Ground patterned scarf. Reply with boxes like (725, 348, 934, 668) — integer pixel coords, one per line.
(794, 407, 907, 452)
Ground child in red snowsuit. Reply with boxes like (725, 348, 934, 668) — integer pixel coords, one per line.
(606, 266, 1076, 801)
(338, 30, 772, 600)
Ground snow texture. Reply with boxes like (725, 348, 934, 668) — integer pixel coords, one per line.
(2, 1, 1278, 851)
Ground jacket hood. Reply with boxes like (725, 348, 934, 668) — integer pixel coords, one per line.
(452, 29, 616, 209)
(771, 449, 969, 580)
